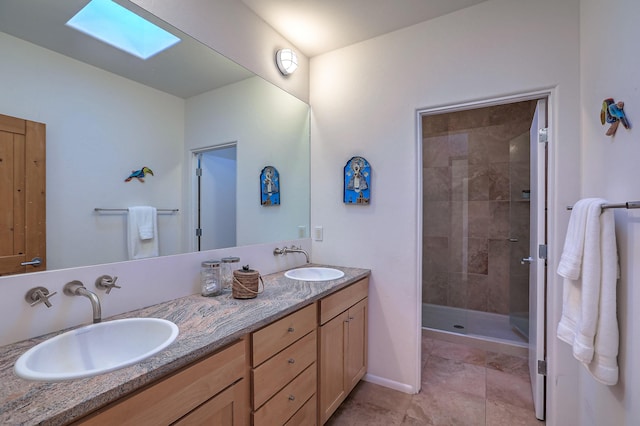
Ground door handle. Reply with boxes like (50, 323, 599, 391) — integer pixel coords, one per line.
(521, 257, 534, 265)
(21, 257, 42, 267)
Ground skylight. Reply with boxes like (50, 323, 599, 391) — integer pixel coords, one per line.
(66, 0, 181, 60)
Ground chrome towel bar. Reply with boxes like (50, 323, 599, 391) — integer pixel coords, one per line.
(566, 201, 640, 210)
(94, 208, 179, 213)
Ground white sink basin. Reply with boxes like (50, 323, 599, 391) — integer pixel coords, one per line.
(14, 318, 179, 381)
(285, 267, 345, 282)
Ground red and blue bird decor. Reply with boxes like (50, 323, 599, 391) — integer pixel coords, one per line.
(125, 166, 154, 182)
(601, 98, 631, 136)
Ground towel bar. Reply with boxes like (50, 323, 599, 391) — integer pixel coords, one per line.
(566, 201, 640, 211)
(94, 208, 179, 213)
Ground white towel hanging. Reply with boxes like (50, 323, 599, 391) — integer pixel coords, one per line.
(127, 206, 158, 259)
(557, 198, 619, 385)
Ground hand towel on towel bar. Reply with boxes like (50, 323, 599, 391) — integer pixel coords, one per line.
(127, 206, 158, 260)
(556, 198, 619, 385)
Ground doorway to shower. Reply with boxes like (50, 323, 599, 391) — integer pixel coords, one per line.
(419, 95, 548, 419)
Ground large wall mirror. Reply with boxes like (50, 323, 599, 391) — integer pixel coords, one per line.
(0, 0, 310, 274)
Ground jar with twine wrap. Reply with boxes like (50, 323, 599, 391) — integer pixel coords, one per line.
(232, 265, 264, 299)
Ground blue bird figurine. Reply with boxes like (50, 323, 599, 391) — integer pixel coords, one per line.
(125, 166, 154, 182)
(608, 101, 631, 130)
(600, 98, 616, 125)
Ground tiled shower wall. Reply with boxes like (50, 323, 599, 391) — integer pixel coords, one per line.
(422, 101, 537, 315)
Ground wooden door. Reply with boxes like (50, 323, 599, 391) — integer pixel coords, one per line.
(345, 298, 368, 393)
(0, 113, 46, 276)
(173, 380, 246, 426)
(319, 310, 348, 424)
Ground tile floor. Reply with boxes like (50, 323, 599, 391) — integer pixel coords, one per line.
(326, 331, 544, 425)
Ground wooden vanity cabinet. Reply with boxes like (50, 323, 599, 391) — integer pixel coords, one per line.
(71, 275, 369, 426)
(318, 277, 368, 425)
(250, 303, 318, 426)
(75, 338, 249, 426)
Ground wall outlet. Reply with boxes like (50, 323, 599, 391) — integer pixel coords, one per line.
(313, 226, 323, 241)
(298, 225, 307, 238)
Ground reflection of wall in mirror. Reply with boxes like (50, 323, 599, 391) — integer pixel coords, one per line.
(0, 32, 310, 270)
(185, 76, 310, 248)
(0, 32, 184, 270)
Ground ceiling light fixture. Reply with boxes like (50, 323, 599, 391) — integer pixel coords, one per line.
(275, 49, 298, 76)
(66, 0, 181, 60)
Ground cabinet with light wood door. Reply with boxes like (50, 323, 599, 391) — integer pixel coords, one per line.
(318, 277, 368, 425)
(75, 338, 249, 426)
(251, 303, 318, 426)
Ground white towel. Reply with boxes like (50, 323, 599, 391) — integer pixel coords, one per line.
(127, 206, 158, 260)
(556, 198, 619, 385)
(557, 198, 592, 280)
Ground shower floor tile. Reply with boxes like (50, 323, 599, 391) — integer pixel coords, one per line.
(422, 303, 528, 346)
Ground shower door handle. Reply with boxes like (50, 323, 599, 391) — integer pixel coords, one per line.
(521, 257, 534, 265)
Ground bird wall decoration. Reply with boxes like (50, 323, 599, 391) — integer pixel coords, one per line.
(600, 98, 631, 136)
(125, 166, 154, 182)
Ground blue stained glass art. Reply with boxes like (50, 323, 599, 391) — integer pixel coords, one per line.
(260, 166, 280, 206)
(344, 156, 370, 204)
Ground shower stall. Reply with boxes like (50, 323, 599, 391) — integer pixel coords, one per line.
(421, 100, 538, 347)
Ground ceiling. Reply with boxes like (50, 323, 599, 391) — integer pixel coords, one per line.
(241, 0, 490, 57)
(1, 0, 490, 96)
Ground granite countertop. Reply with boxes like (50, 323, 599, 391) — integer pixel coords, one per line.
(0, 265, 370, 425)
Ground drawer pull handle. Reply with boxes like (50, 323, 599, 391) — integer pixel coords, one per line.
(288, 395, 296, 401)
(349, 316, 355, 320)
(287, 327, 295, 333)
(288, 358, 295, 364)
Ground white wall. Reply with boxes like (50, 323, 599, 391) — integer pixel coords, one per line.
(0, 33, 184, 269)
(578, 0, 640, 424)
(309, 0, 581, 422)
(130, 0, 310, 103)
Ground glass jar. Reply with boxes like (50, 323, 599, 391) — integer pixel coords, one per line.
(201, 260, 221, 296)
(221, 256, 240, 291)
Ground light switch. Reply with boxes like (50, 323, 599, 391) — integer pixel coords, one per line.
(313, 226, 323, 241)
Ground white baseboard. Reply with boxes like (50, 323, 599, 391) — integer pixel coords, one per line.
(363, 373, 418, 394)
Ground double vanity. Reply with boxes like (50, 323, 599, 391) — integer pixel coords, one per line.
(0, 265, 370, 425)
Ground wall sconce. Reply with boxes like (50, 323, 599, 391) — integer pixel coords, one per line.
(275, 48, 298, 76)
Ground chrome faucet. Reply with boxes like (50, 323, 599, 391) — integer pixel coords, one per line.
(273, 245, 310, 263)
(64, 280, 102, 323)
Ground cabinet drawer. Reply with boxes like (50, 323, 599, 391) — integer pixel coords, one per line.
(284, 394, 317, 426)
(319, 277, 368, 325)
(78, 339, 246, 425)
(252, 330, 317, 408)
(252, 303, 316, 367)
(252, 363, 316, 426)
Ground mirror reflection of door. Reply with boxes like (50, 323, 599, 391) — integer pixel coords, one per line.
(195, 145, 237, 251)
(0, 113, 46, 276)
